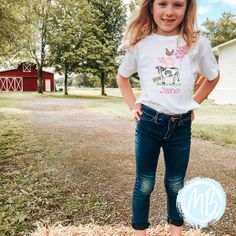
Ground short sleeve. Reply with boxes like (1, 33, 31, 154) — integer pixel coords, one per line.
(198, 37, 219, 81)
(118, 47, 138, 78)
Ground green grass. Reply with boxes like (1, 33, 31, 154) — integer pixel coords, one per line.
(0, 92, 123, 235)
(45, 88, 133, 120)
(0, 119, 113, 236)
(0, 89, 235, 234)
(50, 88, 236, 147)
(1, 89, 236, 147)
(0, 101, 63, 235)
(191, 100, 236, 146)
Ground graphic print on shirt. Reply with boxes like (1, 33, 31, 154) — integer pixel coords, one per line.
(155, 66, 179, 85)
(152, 46, 187, 94)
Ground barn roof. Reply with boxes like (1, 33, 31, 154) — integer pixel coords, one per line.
(214, 38, 236, 51)
(0, 69, 18, 74)
(0, 66, 54, 75)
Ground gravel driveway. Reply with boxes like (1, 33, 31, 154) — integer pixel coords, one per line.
(23, 97, 236, 236)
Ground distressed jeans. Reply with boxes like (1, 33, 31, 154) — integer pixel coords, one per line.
(132, 104, 192, 230)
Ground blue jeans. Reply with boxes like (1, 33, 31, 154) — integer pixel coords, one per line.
(132, 104, 192, 230)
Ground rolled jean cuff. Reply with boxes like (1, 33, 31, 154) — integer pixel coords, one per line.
(132, 222, 150, 230)
(167, 218, 184, 227)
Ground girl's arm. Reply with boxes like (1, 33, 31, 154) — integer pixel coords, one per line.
(116, 73, 142, 121)
(193, 73, 220, 104)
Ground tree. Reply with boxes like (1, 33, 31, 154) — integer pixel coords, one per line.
(87, 0, 127, 95)
(128, 0, 139, 13)
(0, 0, 25, 65)
(18, 0, 52, 93)
(48, 0, 101, 95)
(202, 12, 236, 47)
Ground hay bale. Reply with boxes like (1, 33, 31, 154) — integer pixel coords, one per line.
(31, 223, 211, 236)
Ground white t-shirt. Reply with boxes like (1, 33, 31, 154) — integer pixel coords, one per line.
(118, 33, 219, 114)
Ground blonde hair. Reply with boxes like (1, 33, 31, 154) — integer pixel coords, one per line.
(125, 0, 197, 49)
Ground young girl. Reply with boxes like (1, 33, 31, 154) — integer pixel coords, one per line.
(116, 0, 219, 235)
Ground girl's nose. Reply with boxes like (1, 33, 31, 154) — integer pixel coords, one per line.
(165, 6, 174, 16)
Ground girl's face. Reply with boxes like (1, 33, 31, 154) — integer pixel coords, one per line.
(152, 0, 187, 36)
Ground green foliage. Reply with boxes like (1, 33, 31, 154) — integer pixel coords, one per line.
(74, 74, 101, 88)
(128, 0, 139, 13)
(0, 1, 26, 64)
(48, 0, 102, 94)
(0, 0, 127, 93)
(202, 12, 236, 47)
(87, 0, 127, 72)
(48, 0, 127, 94)
(73, 73, 139, 89)
(10, 0, 54, 93)
(86, 0, 127, 94)
(48, 0, 99, 73)
(0, 0, 51, 90)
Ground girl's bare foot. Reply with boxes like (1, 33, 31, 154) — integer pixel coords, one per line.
(134, 229, 147, 236)
(169, 224, 182, 236)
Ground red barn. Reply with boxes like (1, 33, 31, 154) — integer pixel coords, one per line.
(0, 63, 55, 92)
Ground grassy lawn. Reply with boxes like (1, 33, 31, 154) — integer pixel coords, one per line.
(1, 88, 235, 157)
(0, 89, 235, 235)
(46, 87, 236, 147)
(191, 100, 236, 147)
(0, 93, 106, 235)
(0, 96, 57, 235)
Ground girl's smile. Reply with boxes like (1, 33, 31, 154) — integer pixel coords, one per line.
(162, 18, 176, 24)
(152, 0, 187, 36)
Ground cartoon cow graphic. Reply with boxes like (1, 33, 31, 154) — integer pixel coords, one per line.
(155, 66, 180, 84)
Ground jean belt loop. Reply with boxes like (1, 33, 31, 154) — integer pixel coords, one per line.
(153, 110, 159, 124)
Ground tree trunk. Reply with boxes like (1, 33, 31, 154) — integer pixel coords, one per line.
(64, 65, 68, 95)
(37, 64, 43, 93)
(37, 16, 46, 94)
(101, 72, 107, 96)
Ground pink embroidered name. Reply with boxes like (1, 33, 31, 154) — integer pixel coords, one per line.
(160, 87, 181, 94)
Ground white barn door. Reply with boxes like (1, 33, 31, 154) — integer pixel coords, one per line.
(45, 79, 51, 92)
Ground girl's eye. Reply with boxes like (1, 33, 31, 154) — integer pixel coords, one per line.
(174, 3, 184, 7)
(158, 2, 166, 6)
(157, 1, 184, 8)
(174, 1, 185, 7)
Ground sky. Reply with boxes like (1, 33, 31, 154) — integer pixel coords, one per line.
(123, 0, 236, 28)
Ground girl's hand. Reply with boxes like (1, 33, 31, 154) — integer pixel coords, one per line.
(131, 104, 143, 121)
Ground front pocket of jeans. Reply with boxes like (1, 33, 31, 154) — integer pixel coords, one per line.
(180, 116, 192, 126)
(140, 109, 154, 122)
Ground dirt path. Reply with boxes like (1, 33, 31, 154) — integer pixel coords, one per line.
(22, 97, 236, 236)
